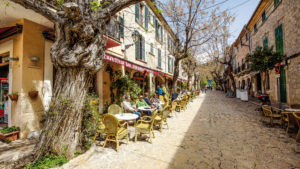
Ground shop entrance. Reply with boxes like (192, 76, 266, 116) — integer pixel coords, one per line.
(0, 52, 10, 126)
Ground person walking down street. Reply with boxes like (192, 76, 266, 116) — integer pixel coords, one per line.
(171, 89, 180, 101)
(123, 95, 141, 120)
(136, 95, 152, 116)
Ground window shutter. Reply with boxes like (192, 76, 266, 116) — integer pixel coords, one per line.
(161, 26, 164, 43)
(145, 6, 149, 30)
(263, 37, 268, 48)
(142, 36, 145, 61)
(275, 24, 283, 55)
(158, 49, 161, 68)
(172, 58, 175, 73)
(135, 37, 140, 59)
(135, 3, 139, 22)
(119, 16, 124, 37)
(150, 43, 153, 54)
(155, 19, 159, 39)
(168, 56, 170, 72)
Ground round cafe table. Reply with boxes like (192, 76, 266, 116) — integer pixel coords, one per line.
(284, 108, 300, 112)
(115, 113, 139, 121)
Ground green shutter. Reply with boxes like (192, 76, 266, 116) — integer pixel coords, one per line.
(275, 24, 283, 55)
(158, 49, 161, 67)
(142, 36, 145, 61)
(263, 37, 268, 48)
(155, 19, 159, 39)
(145, 6, 149, 30)
(135, 3, 139, 22)
(161, 26, 163, 42)
(119, 16, 124, 37)
(274, 0, 280, 7)
(135, 37, 140, 59)
(168, 56, 170, 72)
(150, 43, 153, 53)
(280, 67, 287, 102)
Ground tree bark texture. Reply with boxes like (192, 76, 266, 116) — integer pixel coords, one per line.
(34, 67, 93, 159)
(171, 59, 180, 92)
(8, 0, 145, 160)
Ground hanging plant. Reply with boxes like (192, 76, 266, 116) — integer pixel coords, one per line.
(28, 88, 38, 99)
(8, 92, 18, 101)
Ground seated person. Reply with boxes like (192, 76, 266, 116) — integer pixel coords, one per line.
(136, 95, 152, 116)
(143, 93, 152, 106)
(171, 89, 180, 101)
(123, 95, 141, 120)
(151, 93, 161, 109)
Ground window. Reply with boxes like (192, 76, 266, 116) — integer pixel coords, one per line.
(246, 33, 249, 41)
(135, 3, 144, 26)
(274, 0, 281, 7)
(144, 6, 150, 30)
(275, 24, 283, 55)
(263, 37, 268, 48)
(161, 26, 164, 43)
(254, 24, 257, 33)
(168, 56, 174, 73)
(135, 35, 145, 61)
(155, 19, 162, 42)
(158, 49, 161, 68)
(262, 11, 266, 23)
(150, 43, 154, 54)
(119, 16, 124, 38)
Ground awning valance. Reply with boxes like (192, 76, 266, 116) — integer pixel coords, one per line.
(0, 24, 23, 41)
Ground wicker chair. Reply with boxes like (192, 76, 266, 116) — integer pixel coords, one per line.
(102, 114, 129, 152)
(293, 112, 300, 142)
(176, 98, 187, 112)
(262, 106, 281, 125)
(135, 110, 158, 143)
(155, 105, 169, 131)
(108, 104, 121, 115)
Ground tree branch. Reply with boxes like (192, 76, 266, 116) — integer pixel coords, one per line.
(9, 0, 59, 22)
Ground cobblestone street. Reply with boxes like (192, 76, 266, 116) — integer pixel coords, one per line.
(60, 91, 300, 169)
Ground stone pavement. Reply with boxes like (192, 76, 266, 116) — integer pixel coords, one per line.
(59, 91, 300, 169)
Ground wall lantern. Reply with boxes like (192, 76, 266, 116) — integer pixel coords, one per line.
(131, 30, 140, 43)
(30, 56, 40, 62)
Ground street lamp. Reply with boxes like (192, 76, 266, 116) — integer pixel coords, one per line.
(122, 30, 140, 52)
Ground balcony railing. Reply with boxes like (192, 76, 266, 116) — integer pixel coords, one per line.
(105, 18, 120, 42)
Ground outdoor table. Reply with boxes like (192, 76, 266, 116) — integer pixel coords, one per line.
(138, 106, 155, 116)
(115, 113, 139, 121)
(284, 108, 300, 112)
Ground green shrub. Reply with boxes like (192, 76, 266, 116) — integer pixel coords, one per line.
(0, 126, 20, 134)
(26, 155, 68, 169)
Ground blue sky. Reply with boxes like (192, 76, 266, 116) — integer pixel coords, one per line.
(220, 0, 261, 43)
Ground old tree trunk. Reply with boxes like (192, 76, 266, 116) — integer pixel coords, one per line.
(10, 0, 143, 160)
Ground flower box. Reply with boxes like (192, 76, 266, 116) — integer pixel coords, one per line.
(0, 131, 19, 142)
(28, 91, 38, 98)
(8, 94, 18, 101)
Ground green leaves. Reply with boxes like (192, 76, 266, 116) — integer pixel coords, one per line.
(0, 126, 19, 134)
(90, 0, 102, 13)
(247, 46, 284, 73)
(26, 155, 68, 169)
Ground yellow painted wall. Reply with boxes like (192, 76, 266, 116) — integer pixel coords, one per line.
(3, 19, 49, 138)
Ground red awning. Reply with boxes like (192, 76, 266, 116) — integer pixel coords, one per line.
(104, 54, 160, 76)
(0, 24, 22, 41)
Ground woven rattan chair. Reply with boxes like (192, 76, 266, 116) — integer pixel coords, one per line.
(108, 104, 121, 115)
(155, 105, 169, 131)
(135, 110, 158, 144)
(262, 106, 281, 125)
(102, 114, 129, 152)
(293, 112, 300, 142)
(176, 98, 187, 112)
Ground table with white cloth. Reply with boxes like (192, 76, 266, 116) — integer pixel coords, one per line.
(138, 106, 155, 116)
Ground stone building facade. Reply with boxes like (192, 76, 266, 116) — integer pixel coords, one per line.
(231, 0, 300, 107)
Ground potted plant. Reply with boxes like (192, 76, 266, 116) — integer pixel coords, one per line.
(0, 126, 20, 142)
(8, 92, 18, 101)
(28, 88, 38, 98)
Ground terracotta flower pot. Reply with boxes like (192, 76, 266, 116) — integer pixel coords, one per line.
(28, 91, 38, 98)
(0, 131, 19, 142)
(8, 95, 18, 101)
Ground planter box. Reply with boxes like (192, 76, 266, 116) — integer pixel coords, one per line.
(0, 131, 19, 142)
(28, 91, 38, 98)
(8, 95, 18, 101)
